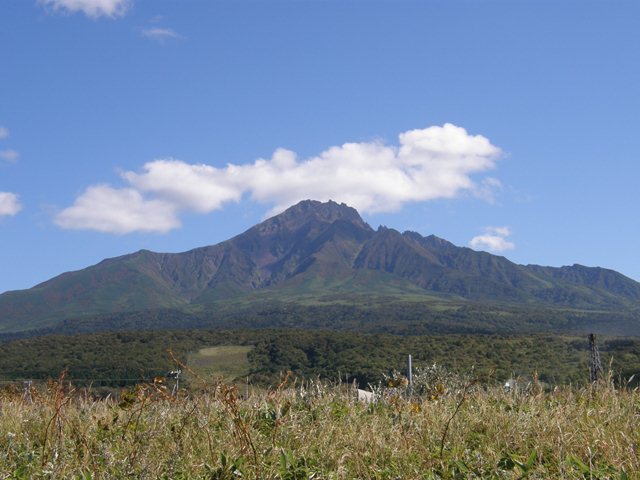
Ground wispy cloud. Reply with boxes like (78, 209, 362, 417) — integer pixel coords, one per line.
(0, 126, 19, 163)
(0, 192, 22, 217)
(469, 226, 515, 253)
(140, 27, 184, 43)
(38, 0, 131, 19)
(0, 149, 19, 163)
(473, 177, 503, 203)
(56, 123, 503, 234)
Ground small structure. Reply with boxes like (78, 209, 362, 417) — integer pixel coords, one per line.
(356, 388, 375, 403)
(503, 378, 518, 393)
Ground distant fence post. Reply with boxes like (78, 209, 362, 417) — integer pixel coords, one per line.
(23, 380, 33, 404)
(168, 369, 182, 397)
(589, 333, 602, 384)
(407, 354, 413, 397)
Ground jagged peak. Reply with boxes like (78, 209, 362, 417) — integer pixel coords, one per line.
(375, 225, 402, 235)
(256, 200, 372, 234)
(395, 230, 457, 249)
(401, 230, 423, 241)
(286, 199, 364, 222)
(421, 234, 456, 249)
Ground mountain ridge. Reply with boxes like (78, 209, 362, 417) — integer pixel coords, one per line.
(1, 199, 639, 333)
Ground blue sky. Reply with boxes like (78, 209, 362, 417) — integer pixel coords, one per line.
(1, 0, 639, 294)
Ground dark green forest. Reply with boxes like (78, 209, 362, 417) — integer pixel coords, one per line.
(2, 299, 638, 344)
(1, 328, 638, 390)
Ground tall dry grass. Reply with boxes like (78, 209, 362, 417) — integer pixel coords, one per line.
(0, 375, 638, 479)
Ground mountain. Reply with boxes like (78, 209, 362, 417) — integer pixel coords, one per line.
(1, 199, 639, 334)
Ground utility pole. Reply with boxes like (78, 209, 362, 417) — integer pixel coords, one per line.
(589, 333, 602, 384)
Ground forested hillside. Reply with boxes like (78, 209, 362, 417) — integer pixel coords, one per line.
(1, 329, 638, 389)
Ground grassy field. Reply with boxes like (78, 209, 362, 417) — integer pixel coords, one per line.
(0, 373, 637, 479)
(187, 345, 253, 381)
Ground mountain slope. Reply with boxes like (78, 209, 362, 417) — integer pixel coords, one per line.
(1, 199, 639, 333)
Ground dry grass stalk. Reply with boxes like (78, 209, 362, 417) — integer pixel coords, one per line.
(0, 376, 638, 478)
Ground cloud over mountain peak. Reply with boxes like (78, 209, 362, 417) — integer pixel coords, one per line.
(56, 123, 502, 234)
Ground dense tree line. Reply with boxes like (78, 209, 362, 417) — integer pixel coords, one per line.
(2, 300, 638, 344)
(0, 328, 638, 389)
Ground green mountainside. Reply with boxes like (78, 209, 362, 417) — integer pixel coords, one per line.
(1, 199, 639, 334)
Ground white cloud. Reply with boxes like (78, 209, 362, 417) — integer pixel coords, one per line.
(38, 0, 130, 18)
(131, 123, 501, 215)
(57, 123, 503, 234)
(469, 226, 515, 253)
(123, 159, 243, 213)
(140, 27, 183, 43)
(0, 127, 9, 140)
(0, 192, 22, 217)
(54, 185, 179, 234)
(0, 149, 19, 163)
